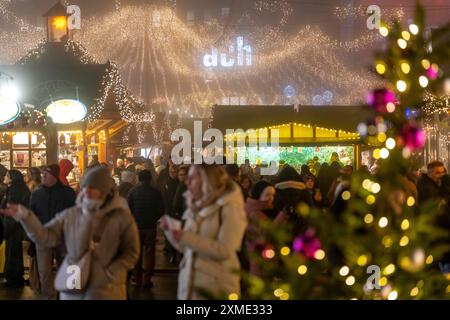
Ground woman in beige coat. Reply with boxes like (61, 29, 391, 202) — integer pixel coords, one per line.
(162, 164, 247, 300)
(0, 167, 140, 300)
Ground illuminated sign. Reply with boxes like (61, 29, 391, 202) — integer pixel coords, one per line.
(46, 99, 87, 124)
(0, 96, 20, 125)
(203, 36, 252, 67)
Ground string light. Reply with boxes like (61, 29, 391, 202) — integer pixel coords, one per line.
(419, 76, 429, 88)
(409, 24, 419, 35)
(339, 266, 350, 276)
(397, 39, 407, 49)
(297, 265, 308, 275)
(364, 213, 374, 224)
(1, 4, 381, 118)
(386, 138, 396, 149)
(396, 80, 407, 92)
(378, 217, 388, 228)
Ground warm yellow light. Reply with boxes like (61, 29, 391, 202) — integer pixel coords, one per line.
(314, 249, 325, 260)
(341, 191, 351, 200)
(382, 236, 393, 248)
(401, 62, 410, 74)
(362, 179, 372, 190)
(410, 287, 419, 297)
(345, 276, 355, 286)
(371, 183, 381, 194)
(274, 289, 283, 297)
(419, 76, 429, 88)
(297, 265, 308, 275)
(397, 38, 407, 49)
(228, 293, 239, 300)
(400, 236, 409, 247)
(386, 102, 396, 113)
(379, 26, 389, 37)
(384, 264, 396, 275)
(357, 255, 368, 266)
(407, 196, 415, 207)
(409, 24, 419, 35)
(373, 149, 381, 159)
(426, 255, 433, 264)
(388, 290, 398, 300)
(339, 266, 350, 276)
(379, 277, 388, 286)
(280, 292, 290, 300)
(364, 213, 374, 224)
(379, 217, 388, 228)
(53, 16, 67, 30)
(402, 31, 411, 40)
(376, 63, 386, 74)
(396, 80, 407, 92)
(386, 138, 396, 149)
(421, 59, 431, 69)
(378, 132, 387, 142)
(366, 195, 376, 205)
(280, 246, 291, 256)
(401, 219, 410, 230)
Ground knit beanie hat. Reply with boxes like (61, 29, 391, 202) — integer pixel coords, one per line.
(43, 164, 60, 180)
(82, 167, 113, 196)
(250, 180, 273, 200)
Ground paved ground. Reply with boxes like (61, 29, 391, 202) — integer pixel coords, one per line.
(0, 227, 179, 300)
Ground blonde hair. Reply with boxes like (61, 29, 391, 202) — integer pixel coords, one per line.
(186, 164, 233, 212)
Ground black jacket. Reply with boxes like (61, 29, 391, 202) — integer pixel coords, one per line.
(128, 182, 165, 229)
(417, 174, 441, 204)
(118, 182, 134, 198)
(30, 181, 76, 224)
(172, 183, 187, 219)
(0, 173, 30, 241)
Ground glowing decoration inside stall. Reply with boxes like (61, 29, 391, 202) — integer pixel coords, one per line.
(46, 99, 87, 124)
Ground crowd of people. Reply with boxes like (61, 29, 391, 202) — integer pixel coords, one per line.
(0, 154, 449, 300)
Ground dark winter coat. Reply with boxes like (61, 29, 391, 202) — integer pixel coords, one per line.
(172, 183, 187, 219)
(30, 181, 76, 224)
(118, 182, 134, 198)
(127, 182, 165, 229)
(417, 174, 441, 204)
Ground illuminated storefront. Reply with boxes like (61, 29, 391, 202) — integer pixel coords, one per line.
(211, 105, 373, 170)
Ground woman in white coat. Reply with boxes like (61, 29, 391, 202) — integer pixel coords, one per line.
(162, 164, 247, 300)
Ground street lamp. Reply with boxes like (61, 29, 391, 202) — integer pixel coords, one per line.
(0, 72, 21, 125)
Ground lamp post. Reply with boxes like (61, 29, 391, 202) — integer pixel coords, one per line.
(0, 72, 21, 126)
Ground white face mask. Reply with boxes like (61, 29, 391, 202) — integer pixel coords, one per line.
(82, 197, 102, 211)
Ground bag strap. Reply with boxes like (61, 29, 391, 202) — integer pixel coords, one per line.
(92, 209, 116, 244)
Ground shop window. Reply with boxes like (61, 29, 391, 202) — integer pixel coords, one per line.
(31, 150, 47, 167)
(12, 132, 29, 149)
(13, 150, 29, 168)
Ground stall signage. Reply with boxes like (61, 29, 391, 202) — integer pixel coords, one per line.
(0, 96, 20, 125)
(46, 99, 87, 124)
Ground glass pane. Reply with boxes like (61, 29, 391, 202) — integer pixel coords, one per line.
(12, 150, 29, 168)
(31, 150, 46, 167)
(31, 132, 46, 148)
(12, 132, 29, 149)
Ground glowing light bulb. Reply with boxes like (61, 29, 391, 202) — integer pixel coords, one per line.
(379, 26, 389, 37)
(396, 80, 407, 92)
(409, 24, 419, 35)
(386, 138, 396, 149)
(419, 76, 429, 88)
(378, 217, 388, 228)
(397, 38, 407, 49)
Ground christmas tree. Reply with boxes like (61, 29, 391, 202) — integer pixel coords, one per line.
(243, 3, 450, 300)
